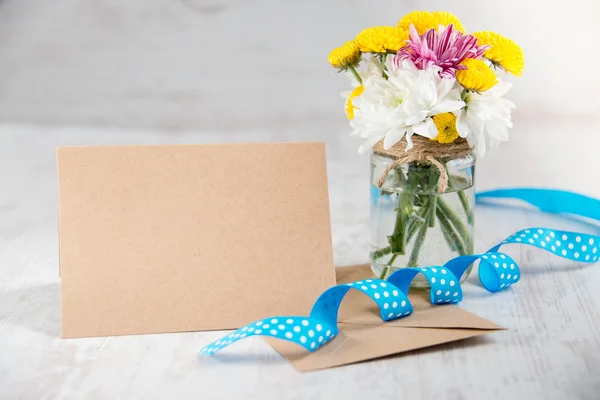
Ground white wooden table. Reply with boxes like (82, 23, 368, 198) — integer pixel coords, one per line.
(1, 125, 599, 399)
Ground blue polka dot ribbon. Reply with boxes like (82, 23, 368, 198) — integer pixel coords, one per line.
(200, 188, 600, 356)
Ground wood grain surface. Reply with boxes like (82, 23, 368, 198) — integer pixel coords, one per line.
(1, 127, 599, 400)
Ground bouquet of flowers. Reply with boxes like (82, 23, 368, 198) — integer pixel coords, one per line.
(328, 11, 524, 282)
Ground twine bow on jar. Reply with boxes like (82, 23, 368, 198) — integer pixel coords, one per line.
(373, 136, 472, 193)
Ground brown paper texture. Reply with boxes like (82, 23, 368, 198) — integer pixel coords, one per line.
(265, 265, 505, 371)
(57, 142, 336, 338)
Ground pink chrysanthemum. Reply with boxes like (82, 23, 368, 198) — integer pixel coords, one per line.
(395, 24, 488, 78)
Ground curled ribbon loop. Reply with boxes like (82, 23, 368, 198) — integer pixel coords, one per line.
(387, 266, 463, 304)
(309, 280, 412, 327)
(200, 188, 600, 356)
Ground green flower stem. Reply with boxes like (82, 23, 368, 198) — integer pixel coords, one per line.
(406, 167, 440, 268)
(387, 199, 407, 255)
(371, 246, 392, 260)
(437, 197, 474, 253)
(458, 190, 474, 225)
(428, 196, 438, 227)
(378, 192, 416, 279)
(379, 53, 387, 77)
(387, 254, 398, 266)
(447, 174, 474, 226)
(380, 252, 399, 279)
(406, 200, 429, 243)
(373, 200, 428, 265)
(371, 196, 425, 263)
(387, 169, 418, 256)
(348, 65, 362, 84)
(436, 205, 467, 255)
(405, 216, 425, 244)
(440, 222, 459, 252)
(407, 202, 430, 268)
(379, 265, 390, 280)
(427, 169, 439, 228)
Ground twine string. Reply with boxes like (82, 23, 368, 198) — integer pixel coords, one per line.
(373, 136, 472, 193)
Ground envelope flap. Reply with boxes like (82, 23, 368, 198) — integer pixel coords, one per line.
(380, 301, 504, 330)
(266, 323, 499, 372)
(338, 291, 504, 330)
(335, 265, 504, 331)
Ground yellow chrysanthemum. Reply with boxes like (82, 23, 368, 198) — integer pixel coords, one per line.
(328, 41, 361, 69)
(345, 85, 364, 120)
(355, 26, 408, 53)
(431, 113, 460, 144)
(473, 31, 524, 76)
(397, 11, 465, 35)
(456, 58, 498, 92)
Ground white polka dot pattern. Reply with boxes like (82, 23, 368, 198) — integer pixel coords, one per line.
(201, 188, 600, 358)
(199, 316, 336, 355)
(498, 228, 600, 263)
(477, 253, 520, 292)
(200, 279, 416, 356)
(387, 267, 463, 304)
(311, 279, 413, 323)
(200, 225, 598, 356)
(421, 267, 461, 304)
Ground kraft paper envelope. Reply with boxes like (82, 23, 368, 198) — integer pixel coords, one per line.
(57, 142, 336, 338)
(265, 265, 505, 371)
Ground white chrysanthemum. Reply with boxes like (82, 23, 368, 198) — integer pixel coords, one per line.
(340, 55, 386, 111)
(350, 58, 465, 153)
(455, 80, 515, 157)
(341, 54, 385, 90)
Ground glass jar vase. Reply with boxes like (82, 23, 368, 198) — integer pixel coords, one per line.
(369, 151, 476, 287)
